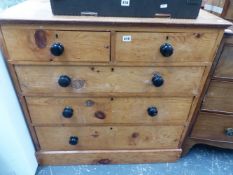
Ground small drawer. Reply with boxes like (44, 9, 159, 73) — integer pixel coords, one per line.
(15, 65, 204, 96)
(191, 112, 233, 142)
(115, 32, 218, 63)
(202, 81, 233, 113)
(214, 44, 233, 79)
(26, 97, 192, 125)
(35, 126, 184, 150)
(2, 28, 110, 62)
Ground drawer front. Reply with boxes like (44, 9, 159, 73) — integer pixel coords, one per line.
(115, 32, 218, 62)
(36, 126, 184, 150)
(2, 28, 110, 62)
(191, 112, 233, 142)
(214, 44, 233, 78)
(15, 66, 204, 96)
(27, 97, 192, 124)
(202, 81, 233, 113)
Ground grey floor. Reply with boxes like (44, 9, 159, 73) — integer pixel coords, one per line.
(36, 145, 233, 175)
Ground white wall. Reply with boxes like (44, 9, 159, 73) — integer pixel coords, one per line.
(0, 52, 38, 175)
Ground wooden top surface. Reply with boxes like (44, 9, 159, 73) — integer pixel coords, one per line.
(0, 0, 231, 27)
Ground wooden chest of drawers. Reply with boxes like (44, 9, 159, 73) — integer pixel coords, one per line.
(183, 29, 233, 154)
(0, 0, 231, 165)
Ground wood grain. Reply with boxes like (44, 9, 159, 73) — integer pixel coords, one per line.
(15, 65, 205, 96)
(214, 44, 233, 79)
(181, 31, 233, 155)
(2, 28, 110, 62)
(202, 81, 233, 113)
(183, 137, 233, 157)
(224, 0, 233, 21)
(26, 97, 192, 125)
(116, 32, 218, 62)
(191, 112, 233, 143)
(0, 0, 228, 164)
(37, 149, 181, 165)
(0, 27, 41, 150)
(35, 125, 184, 150)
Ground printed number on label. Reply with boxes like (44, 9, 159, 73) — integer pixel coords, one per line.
(121, 0, 130, 6)
(122, 35, 132, 42)
(160, 4, 168, 8)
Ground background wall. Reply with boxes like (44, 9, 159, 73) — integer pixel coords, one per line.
(0, 1, 38, 175)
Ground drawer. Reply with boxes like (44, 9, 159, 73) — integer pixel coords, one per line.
(191, 112, 233, 142)
(35, 126, 184, 150)
(15, 66, 204, 96)
(214, 44, 233, 78)
(202, 81, 233, 113)
(2, 28, 110, 62)
(115, 32, 218, 62)
(26, 97, 192, 124)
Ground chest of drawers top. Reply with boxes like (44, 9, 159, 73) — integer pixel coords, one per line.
(0, 0, 231, 27)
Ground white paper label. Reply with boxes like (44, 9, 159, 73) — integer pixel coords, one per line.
(204, 4, 223, 14)
(160, 4, 168, 8)
(121, 0, 130, 6)
(122, 35, 132, 42)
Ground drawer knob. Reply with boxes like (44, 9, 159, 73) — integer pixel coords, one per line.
(160, 43, 173, 57)
(50, 43, 64, 56)
(58, 75, 71, 87)
(147, 107, 158, 117)
(152, 74, 164, 87)
(63, 107, 73, 118)
(225, 128, 233, 137)
(69, 136, 79, 145)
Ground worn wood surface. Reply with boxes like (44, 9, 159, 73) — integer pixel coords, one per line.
(26, 97, 192, 125)
(181, 31, 231, 155)
(214, 44, 233, 79)
(15, 65, 204, 96)
(2, 28, 110, 62)
(0, 0, 231, 28)
(191, 112, 233, 143)
(0, 0, 228, 165)
(115, 32, 218, 63)
(202, 81, 233, 113)
(35, 125, 184, 150)
(224, 0, 233, 21)
(37, 149, 181, 165)
(182, 137, 233, 156)
(0, 27, 41, 150)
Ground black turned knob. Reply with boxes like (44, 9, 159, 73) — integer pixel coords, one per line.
(160, 43, 173, 57)
(62, 107, 73, 118)
(58, 75, 71, 87)
(69, 136, 78, 145)
(147, 107, 158, 117)
(152, 74, 164, 87)
(50, 43, 64, 56)
(225, 128, 233, 136)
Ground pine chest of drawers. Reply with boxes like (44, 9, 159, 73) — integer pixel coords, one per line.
(0, 0, 231, 165)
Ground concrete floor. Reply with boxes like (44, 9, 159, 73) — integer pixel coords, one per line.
(36, 145, 233, 175)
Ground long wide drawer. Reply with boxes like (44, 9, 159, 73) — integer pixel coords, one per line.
(26, 97, 192, 125)
(35, 126, 184, 150)
(191, 112, 233, 143)
(2, 28, 110, 62)
(202, 81, 233, 113)
(15, 66, 204, 96)
(115, 32, 218, 62)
